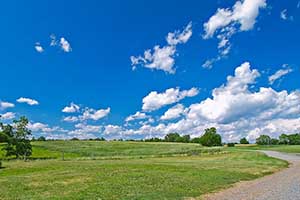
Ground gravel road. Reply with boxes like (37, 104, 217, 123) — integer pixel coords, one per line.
(204, 150, 300, 200)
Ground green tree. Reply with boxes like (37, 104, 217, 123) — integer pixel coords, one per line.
(288, 134, 300, 145)
(199, 127, 222, 147)
(279, 134, 289, 145)
(181, 135, 191, 143)
(256, 135, 271, 145)
(1, 116, 32, 160)
(37, 136, 46, 141)
(164, 133, 181, 142)
(270, 138, 279, 145)
(240, 137, 249, 144)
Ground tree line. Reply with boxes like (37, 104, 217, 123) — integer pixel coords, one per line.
(255, 134, 300, 145)
(145, 127, 222, 147)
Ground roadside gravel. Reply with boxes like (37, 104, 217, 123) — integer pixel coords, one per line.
(204, 150, 300, 200)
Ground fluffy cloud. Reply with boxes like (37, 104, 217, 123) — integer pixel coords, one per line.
(131, 22, 192, 74)
(34, 42, 44, 53)
(60, 37, 72, 52)
(62, 103, 80, 113)
(203, 0, 266, 38)
(103, 125, 122, 135)
(125, 111, 148, 122)
(62, 116, 79, 122)
(112, 62, 300, 143)
(203, 0, 266, 68)
(48, 34, 72, 52)
(17, 97, 39, 106)
(80, 107, 110, 121)
(142, 87, 199, 111)
(0, 112, 15, 120)
(0, 101, 15, 110)
(160, 104, 186, 120)
(269, 67, 293, 85)
(27, 122, 66, 133)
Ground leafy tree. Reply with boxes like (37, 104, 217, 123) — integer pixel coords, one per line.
(1, 117, 32, 160)
(227, 143, 235, 147)
(71, 137, 79, 141)
(181, 135, 191, 143)
(190, 137, 201, 143)
(240, 137, 249, 144)
(270, 138, 279, 145)
(37, 136, 46, 141)
(199, 127, 222, 147)
(279, 134, 289, 145)
(256, 135, 271, 145)
(288, 134, 300, 145)
(164, 133, 181, 142)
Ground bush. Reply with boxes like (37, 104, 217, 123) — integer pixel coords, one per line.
(227, 143, 235, 147)
(240, 137, 249, 144)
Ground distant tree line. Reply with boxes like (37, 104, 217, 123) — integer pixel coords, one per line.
(145, 127, 222, 147)
(255, 134, 300, 145)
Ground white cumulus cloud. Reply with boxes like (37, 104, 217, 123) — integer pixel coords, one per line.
(202, 0, 266, 68)
(269, 67, 293, 85)
(62, 103, 80, 113)
(0, 112, 16, 120)
(160, 104, 186, 120)
(17, 97, 39, 106)
(131, 22, 192, 74)
(0, 101, 15, 110)
(142, 87, 199, 112)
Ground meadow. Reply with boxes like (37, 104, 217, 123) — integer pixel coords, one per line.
(0, 141, 291, 200)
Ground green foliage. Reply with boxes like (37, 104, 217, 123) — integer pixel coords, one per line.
(256, 135, 271, 145)
(279, 134, 289, 145)
(164, 133, 181, 142)
(287, 134, 300, 145)
(270, 138, 279, 145)
(240, 137, 249, 144)
(0, 116, 32, 160)
(190, 137, 201, 143)
(37, 136, 46, 141)
(227, 143, 235, 147)
(200, 127, 222, 147)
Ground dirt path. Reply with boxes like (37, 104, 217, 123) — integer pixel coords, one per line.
(203, 150, 300, 200)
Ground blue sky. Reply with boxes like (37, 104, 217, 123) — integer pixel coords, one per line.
(0, 0, 300, 142)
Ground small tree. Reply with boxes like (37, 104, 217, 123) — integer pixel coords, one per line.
(164, 133, 181, 142)
(256, 135, 271, 145)
(279, 134, 289, 145)
(240, 137, 249, 144)
(37, 136, 46, 141)
(199, 127, 222, 147)
(1, 116, 32, 160)
(288, 134, 300, 145)
(181, 135, 190, 143)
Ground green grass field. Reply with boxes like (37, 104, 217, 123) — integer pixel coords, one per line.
(0, 142, 289, 200)
(235, 144, 300, 153)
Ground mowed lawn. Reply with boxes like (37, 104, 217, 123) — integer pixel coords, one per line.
(0, 142, 288, 200)
(235, 144, 300, 153)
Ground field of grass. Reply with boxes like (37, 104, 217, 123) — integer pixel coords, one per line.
(235, 144, 300, 153)
(0, 142, 289, 200)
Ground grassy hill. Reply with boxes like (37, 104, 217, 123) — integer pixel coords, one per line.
(0, 141, 288, 200)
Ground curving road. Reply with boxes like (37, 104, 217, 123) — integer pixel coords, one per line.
(204, 150, 300, 200)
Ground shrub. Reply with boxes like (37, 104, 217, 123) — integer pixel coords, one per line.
(227, 143, 235, 147)
(240, 137, 249, 144)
